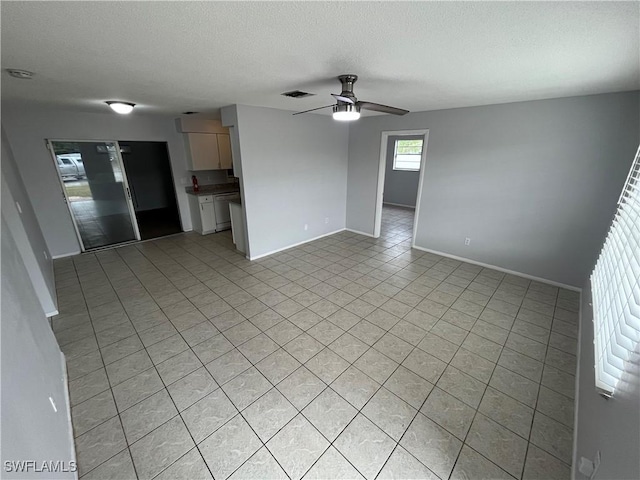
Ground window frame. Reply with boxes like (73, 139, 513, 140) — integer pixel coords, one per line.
(392, 138, 424, 172)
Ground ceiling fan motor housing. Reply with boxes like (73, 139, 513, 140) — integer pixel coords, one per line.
(337, 74, 358, 103)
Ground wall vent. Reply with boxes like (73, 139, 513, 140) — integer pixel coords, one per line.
(281, 90, 314, 98)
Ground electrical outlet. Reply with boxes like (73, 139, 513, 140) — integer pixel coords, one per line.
(304, 224, 308, 231)
(15, 202, 22, 214)
(465, 237, 471, 246)
(325, 217, 329, 224)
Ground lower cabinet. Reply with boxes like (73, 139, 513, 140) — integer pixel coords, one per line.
(188, 195, 217, 234)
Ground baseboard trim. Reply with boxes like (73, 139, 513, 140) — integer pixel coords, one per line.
(383, 202, 416, 209)
(411, 244, 582, 292)
(345, 228, 376, 238)
(249, 228, 346, 260)
(51, 250, 81, 259)
(60, 352, 77, 473)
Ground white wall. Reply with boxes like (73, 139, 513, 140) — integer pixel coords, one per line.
(1, 216, 75, 479)
(347, 91, 640, 287)
(1, 104, 194, 257)
(574, 284, 639, 480)
(1, 126, 57, 315)
(223, 104, 349, 259)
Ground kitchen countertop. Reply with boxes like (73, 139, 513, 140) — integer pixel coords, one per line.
(185, 183, 240, 196)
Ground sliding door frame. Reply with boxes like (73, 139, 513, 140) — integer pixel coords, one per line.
(47, 139, 141, 252)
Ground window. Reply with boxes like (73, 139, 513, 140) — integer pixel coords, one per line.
(61, 158, 73, 165)
(591, 146, 640, 396)
(393, 139, 423, 171)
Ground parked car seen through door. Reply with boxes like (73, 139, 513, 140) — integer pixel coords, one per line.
(56, 153, 85, 180)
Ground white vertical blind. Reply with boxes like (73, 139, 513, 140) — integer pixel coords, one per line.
(591, 145, 640, 396)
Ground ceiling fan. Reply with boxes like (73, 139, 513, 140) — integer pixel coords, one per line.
(293, 74, 409, 121)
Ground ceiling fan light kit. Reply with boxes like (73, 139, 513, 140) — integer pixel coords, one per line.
(333, 103, 361, 121)
(293, 74, 409, 120)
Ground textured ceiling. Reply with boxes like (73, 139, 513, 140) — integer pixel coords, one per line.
(1, 1, 638, 116)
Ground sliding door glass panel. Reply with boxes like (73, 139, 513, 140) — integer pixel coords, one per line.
(51, 141, 137, 250)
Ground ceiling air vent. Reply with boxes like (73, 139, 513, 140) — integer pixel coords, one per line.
(281, 90, 314, 99)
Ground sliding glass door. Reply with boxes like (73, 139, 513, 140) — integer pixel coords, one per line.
(49, 140, 140, 250)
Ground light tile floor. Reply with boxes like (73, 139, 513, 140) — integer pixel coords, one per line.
(53, 205, 578, 480)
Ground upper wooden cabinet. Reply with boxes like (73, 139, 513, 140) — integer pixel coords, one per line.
(217, 134, 233, 170)
(184, 133, 232, 170)
(178, 116, 233, 171)
(177, 117, 228, 134)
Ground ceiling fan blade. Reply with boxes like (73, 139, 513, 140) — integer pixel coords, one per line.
(292, 104, 334, 115)
(356, 101, 409, 116)
(331, 94, 355, 104)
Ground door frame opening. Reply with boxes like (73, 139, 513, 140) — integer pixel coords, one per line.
(374, 129, 430, 248)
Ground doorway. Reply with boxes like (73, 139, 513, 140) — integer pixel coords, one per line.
(119, 141, 182, 240)
(374, 130, 429, 246)
(49, 139, 182, 251)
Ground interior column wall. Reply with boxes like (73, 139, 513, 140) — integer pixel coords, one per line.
(224, 104, 349, 259)
(1, 126, 57, 315)
(1, 216, 75, 479)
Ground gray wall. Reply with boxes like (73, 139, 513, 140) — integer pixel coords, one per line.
(229, 104, 349, 259)
(1, 126, 57, 315)
(383, 135, 422, 207)
(1, 216, 75, 479)
(346, 91, 640, 287)
(575, 284, 639, 480)
(1, 104, 194, 257)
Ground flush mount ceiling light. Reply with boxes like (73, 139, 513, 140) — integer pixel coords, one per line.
(332, 103, 361, 121)
(106, 101, 135, 114)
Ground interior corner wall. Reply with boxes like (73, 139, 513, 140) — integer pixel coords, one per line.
(346, 91, 640, 287)
(1, 104, 193, 257)
(1, 215, 75, 479)
(383, 135, 422, 207)
(1, 126, 57, 315)
(221, 104, 251, 257)
(232, 105, 349, 258)
(574, 283, 640, 479)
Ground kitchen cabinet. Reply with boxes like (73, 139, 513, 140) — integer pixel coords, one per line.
(218, 134, 233, 169)
(188, 194, 216, 234)
(184, 133, 233, 171)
